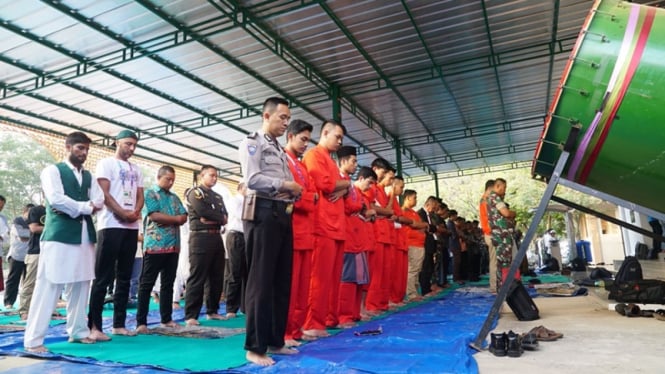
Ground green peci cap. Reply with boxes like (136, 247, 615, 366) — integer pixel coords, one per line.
(116, 129, 138, 141)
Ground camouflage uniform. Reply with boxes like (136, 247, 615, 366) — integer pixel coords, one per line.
(486, 191, 513, 286)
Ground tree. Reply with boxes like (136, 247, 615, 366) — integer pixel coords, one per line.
(0, 131, 56, 219)
(407, 167, 602, 238)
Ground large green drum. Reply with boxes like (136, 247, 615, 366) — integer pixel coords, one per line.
(532, 0, 665, 213)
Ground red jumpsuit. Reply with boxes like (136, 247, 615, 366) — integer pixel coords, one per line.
(302, 145, 346, 330)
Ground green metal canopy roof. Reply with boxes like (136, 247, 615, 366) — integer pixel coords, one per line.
(1, 0, 662, 184)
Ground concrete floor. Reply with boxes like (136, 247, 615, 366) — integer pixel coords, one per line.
(475, 287, 665, 374)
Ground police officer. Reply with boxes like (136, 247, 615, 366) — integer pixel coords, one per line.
(184, 164, 228, 326)
(239, 97, 303, 367)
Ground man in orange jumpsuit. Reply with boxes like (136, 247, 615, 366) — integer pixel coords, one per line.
(337, 152, 377, 327)
(283, 120, 319, 347)
(389, 176, 409, 307)
(363, 158, 396, 314)
(302, 120, 350, 338)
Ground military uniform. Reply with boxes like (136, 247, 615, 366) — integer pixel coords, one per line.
(239, 130, 294, 355)
(184, 185, 227, 322)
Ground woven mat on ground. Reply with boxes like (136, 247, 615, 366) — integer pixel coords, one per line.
(47, 325, 248, 372)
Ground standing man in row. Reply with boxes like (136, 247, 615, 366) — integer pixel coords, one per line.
(283, 119, 318, 346)
(487, 178, 517, 288)
(239, 97, 302, 366)
(136, 165, 187, 333)
(184, 165, 228, 325)
(89, 130, 144, 341)
(4, 204, 34, 309)
(24, 131, 104, 353)
(302, 119, 350, 337)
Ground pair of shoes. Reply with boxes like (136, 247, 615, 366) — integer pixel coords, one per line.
(489, 331, 523, 357)
(528, 325, 563, 341)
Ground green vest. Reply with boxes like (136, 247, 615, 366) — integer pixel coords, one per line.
(41, 162, 97, 244)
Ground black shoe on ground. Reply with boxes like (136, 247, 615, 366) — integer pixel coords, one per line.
(489, 332, 507, 357)
(507, 330, 524, 357)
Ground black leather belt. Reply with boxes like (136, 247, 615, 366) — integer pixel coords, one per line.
(191, 229, 221, 234)
(255, 197, 293, 215)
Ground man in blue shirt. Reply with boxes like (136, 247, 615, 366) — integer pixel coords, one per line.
(136, 165, 187, 333)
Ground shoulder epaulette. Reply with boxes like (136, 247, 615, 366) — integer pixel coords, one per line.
(247, 132, 258, 139)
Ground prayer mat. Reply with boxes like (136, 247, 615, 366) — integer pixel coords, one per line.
(147, 325, 245, 339)
(47, 333, 248, 372)
(0, 324, 25, 333)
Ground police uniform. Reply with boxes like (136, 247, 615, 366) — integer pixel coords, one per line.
(239, 130, 294, 355)
(184, 185, 227, 322)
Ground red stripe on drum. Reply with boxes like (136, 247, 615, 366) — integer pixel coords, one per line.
(578, 7, 657, 184)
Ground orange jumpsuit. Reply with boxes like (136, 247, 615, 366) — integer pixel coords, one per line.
(363, 183, 391, 311)
(302, 145, 346, 330)
(284, 151, 317, 341)
(337, 184, 366, 324)
(390, 196, 407, 304)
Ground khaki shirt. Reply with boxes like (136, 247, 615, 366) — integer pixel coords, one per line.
(239, 130, 293, 200)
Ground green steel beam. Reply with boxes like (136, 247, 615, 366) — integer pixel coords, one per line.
(0, 16, 248, 157)
(318, 1, 451, 173)
(420, 141, 536, 165)
(210, 0, 430, 176)
(331, 84, 341, 123)
(246, 0, 322, 19)
(42, 1, 256, 136)
(405, 161, 531, 184)
(545, 0, 561, 111)
(0, 110, 239, 182)
(479, 0, 510, 159)
(343, 35, 577, 96)
(399, 0, 473, 169)
(364, 115, 544, 149)
(0, 13, 235, 99)
(395, 138, 402, 177)
(1, 88, 241, 168)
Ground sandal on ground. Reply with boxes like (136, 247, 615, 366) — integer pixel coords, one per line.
(528, 326, 562, 341)
(654, 310, 665, 321)
(624, 304, 642, 318)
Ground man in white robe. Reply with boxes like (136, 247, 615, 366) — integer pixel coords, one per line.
(23, 131, 104, 353)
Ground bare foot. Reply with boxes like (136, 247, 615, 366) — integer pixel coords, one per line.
(19, 313, 27, 321)
(336, 322, 356, 329)
(89, 329, 111, 342)
(246, 351, 275, 366)
(161, 321, 180, 328)
(226, 312, 237, 319)
(284, 339, 301, 347)
(68, 337, 95, 344)
(25, 345, 49, 353)
(111, 327, 137, 336)
(172, 302, 181, 310)
(267, 346, 298, 355)
(302, 329, 330, 338)
(301, 334, 318, 341)
(136, 325, 150, 334)
(185, 318, 200, 326)
(206, 313, 227, 320)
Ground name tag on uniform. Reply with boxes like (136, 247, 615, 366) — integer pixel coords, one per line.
(285, 203, 294, 215)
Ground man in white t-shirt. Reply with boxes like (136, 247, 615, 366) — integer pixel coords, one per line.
(88, 130, 144, 341)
